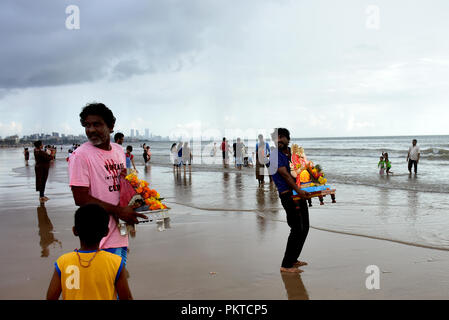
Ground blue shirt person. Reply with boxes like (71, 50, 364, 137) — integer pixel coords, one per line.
(268, 128, 310, 274)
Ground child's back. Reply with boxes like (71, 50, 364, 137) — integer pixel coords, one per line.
(47, 204, 132, 300)
(55, 249, 124, 300)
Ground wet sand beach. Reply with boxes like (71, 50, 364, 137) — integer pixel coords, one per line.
(1, 148, 449, 299)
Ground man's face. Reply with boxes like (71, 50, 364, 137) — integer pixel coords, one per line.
(412, 140, 417, 146)
(83, 115, 112, 146)
(277, 135, 289, 150)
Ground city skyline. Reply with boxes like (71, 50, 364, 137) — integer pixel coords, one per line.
(2, 129, 448, 142)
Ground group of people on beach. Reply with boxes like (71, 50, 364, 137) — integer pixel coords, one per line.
(42, 104, 304, 299)
(378, 139, 421, 176)
(113, 132, 152, 173)
(18, 101, 423, 299)
(170, 141, 193, 173)
(219, 138, 255, 170)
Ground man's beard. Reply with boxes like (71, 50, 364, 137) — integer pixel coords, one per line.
(278, 141, 287, 150)
(88, 135, 104, 146)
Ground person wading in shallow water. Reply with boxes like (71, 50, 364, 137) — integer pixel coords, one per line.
(407, 139, 420, 175)
(34, 140, 53, 203)
(268, 128, 311, 273)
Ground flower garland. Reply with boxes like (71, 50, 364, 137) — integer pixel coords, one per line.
(308, 163, 327, 186)
(125, 172, 168, 210)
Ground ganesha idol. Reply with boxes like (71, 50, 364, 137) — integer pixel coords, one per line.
(290, 144, 336, 206)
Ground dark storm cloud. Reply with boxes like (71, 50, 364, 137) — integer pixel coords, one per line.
(0, 0, 227, 89)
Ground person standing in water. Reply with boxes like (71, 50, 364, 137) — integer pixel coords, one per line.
(221, 138, 228, 168)
(378, 155, 385, 175)
(170, 143, 178, 171)
(125, 145, 138, 174)
(235, 138, 244, 170)
(268, 128, 310, 273)
(256, 134, 271, 185)
(24, 147, 30, 166)
(34, 140, 53, 202)
(383, 152, 393, 175)
(407, 139, 420, 175)
(181, 142, 192, 174)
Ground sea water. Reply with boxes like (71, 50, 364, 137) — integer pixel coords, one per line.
(130, 135, 449, 250)
(3, 134, 449, 251)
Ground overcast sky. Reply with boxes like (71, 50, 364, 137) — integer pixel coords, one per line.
(1, 0, 449, 139)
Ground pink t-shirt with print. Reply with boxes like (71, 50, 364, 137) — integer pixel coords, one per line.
(68, 142, 128, 249)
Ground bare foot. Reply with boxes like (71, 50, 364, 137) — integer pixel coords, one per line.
(280, 267, 303, 273)
(293, 261, 308, 267)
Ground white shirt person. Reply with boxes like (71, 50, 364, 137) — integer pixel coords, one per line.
(406, 139, 420, 174)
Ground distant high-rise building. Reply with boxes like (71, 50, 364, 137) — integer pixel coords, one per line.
(145, 128, 149, 138)
(130, 129, 135, 137)
(136, 130, 140, 138)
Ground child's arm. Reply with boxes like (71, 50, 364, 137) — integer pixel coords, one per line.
(131, 157, 138, 172)
(46, 268, 62, 300)
(116, 266, 133, 300)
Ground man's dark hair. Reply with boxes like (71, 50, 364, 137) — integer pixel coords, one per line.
(34, 140, 42, 148)
(74, 204, 109, 246)
(222, 137, 226, 141)
(114, 132, 124, 142)
(271, 128, 290, 141)
(79, 103, 116, 130)
(126, 145, 133, 152)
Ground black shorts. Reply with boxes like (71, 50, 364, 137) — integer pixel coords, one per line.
(408, 160, 418, 173)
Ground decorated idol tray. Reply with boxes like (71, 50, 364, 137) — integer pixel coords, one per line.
(289, 144, 336, 204)
(292, 185, 336, 200)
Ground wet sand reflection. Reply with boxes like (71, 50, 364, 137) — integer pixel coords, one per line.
(37, 203, 61, 257)
(280, 273, 309, 300)
(256, 184, 280, 237)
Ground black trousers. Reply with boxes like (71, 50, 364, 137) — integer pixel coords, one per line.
(408, 160, 418, 173)
(35, 165, 49, 197)
(279, 191, 310, 268)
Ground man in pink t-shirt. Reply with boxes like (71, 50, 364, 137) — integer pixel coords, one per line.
(68, 103, 147, 264)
